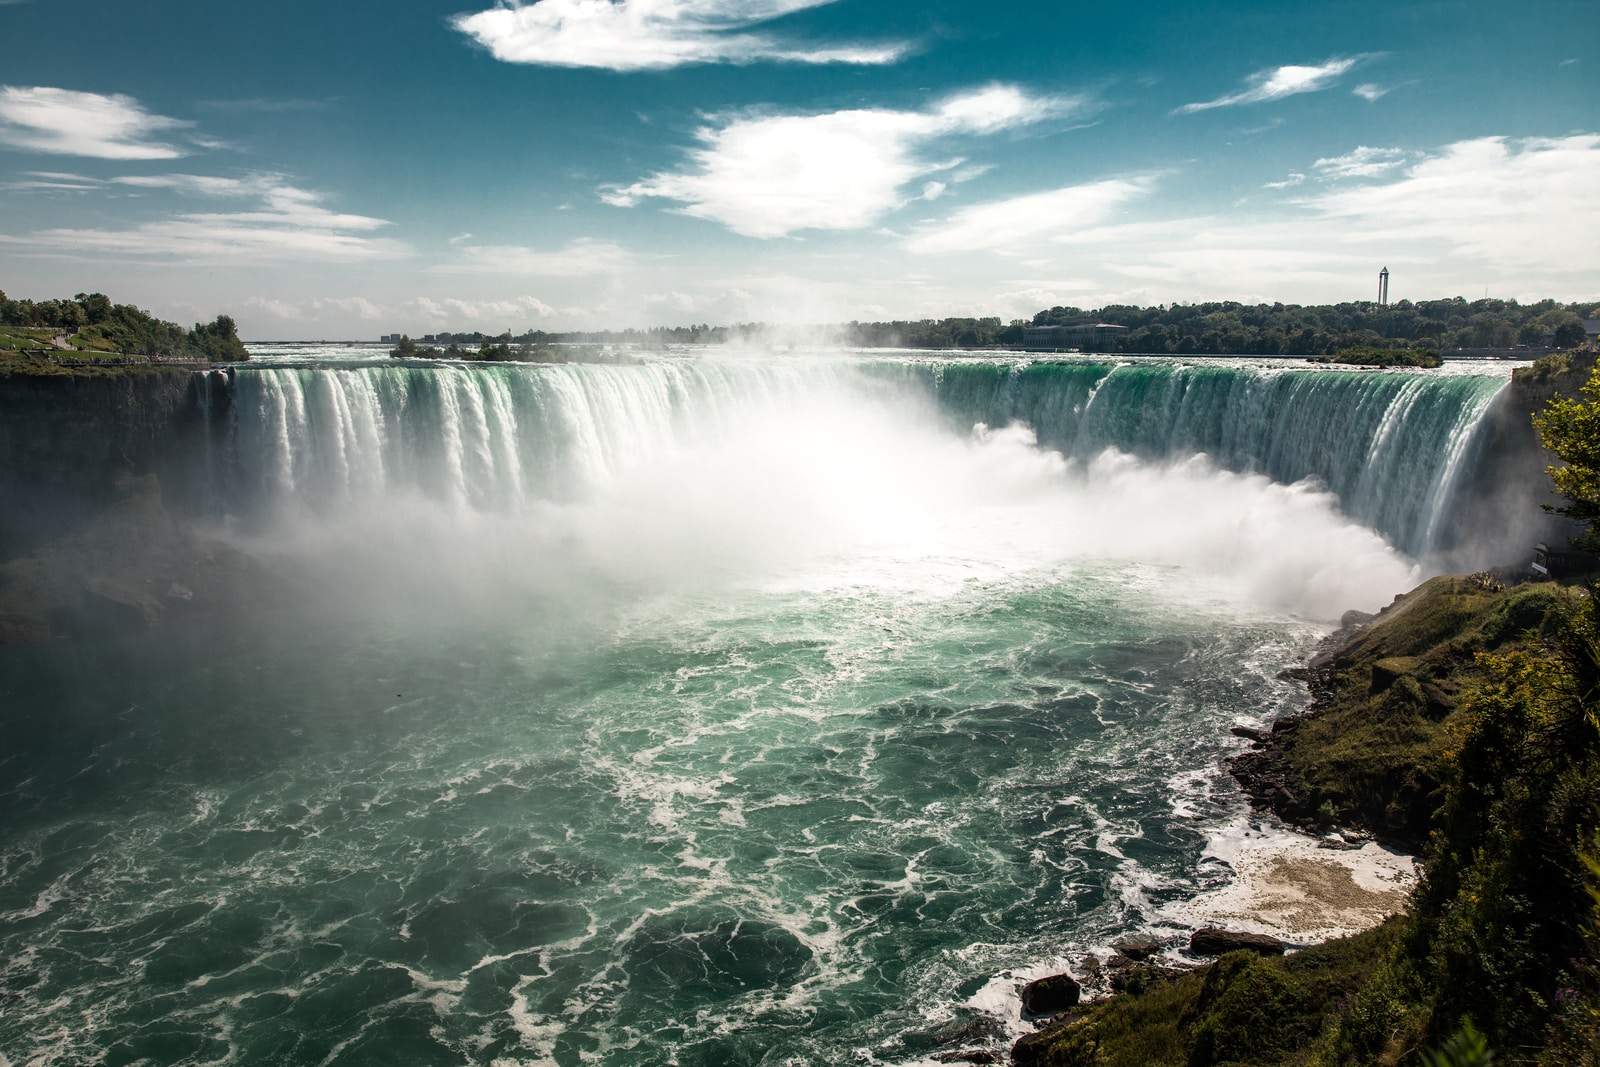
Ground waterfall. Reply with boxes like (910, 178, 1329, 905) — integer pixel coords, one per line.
(221, 356, 1507, 560)
(872, 360, 1508, 558)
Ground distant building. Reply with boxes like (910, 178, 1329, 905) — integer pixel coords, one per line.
(1379, 266, 1389, 306)
(1021, 323, 1128, 351)
(380, 333, 401, 344)
(1586, 320, 1600, 342)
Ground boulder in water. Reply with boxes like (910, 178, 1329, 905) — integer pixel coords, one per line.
(1111, 935, 1160, 961)
(1020, 972, 1080, 1014)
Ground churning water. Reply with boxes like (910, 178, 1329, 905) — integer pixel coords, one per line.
(0, 351, 1513, 1065)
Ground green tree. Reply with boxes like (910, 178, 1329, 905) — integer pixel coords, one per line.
(1557, 321, 1589, 348)
(188, 314, 250, 361)
(1534, 364, 1600, 551)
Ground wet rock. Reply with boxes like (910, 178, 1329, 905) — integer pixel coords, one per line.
(0, 611, 50, 644)
(933, 1051, 998, 1064)
(1188, 928, 1285, 957)
(1229, 725, 1270, 743)
(1019, 972, 1079, 1015)
(81, 579, 164, 631)
(925, 1014, 1006, 1050)
(1111, 935, 1159, 961)
(1011, 1019, 1074, 1066)
(165, 581, 194, 601)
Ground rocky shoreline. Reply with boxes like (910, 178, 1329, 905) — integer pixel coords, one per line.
(987, 567, 1581, 1065)
(1227, 607, 1399, 846)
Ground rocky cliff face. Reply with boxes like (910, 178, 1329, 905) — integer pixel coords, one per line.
(0, 369, 230, 558)
(1435, 350, 1596, 566)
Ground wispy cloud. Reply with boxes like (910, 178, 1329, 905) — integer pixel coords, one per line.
(0, 85, 192, 159)
(0, 169, 101, 192)
(1351, 83, 1389, 102)
(1313, 145, 1408, 179)
(196, 97, 337, 113)
(1309, 135, 1600, 266)
(603, 85, 1078, 237)
(1173, 56, 1372, 114)
(1263, 171, 1306, 189)
(904, 177, 1152, 254)
(1011, 134, 1600, 301)
(409, 295, 559, 321)
(431, 238, 633, 275)
(452, 0, 907, 71)
(1, 173, 409, 262)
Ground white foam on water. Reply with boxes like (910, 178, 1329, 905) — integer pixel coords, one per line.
(1163, 813, 1416, 944)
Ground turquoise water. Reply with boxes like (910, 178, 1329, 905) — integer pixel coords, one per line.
(0, 353, 1510, 1065)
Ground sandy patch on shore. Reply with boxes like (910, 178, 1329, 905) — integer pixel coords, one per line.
(1163, 816, 1416, 944)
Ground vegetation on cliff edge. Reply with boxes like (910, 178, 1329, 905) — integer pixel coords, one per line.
(0, 289, 248, 364)
(1534, 347, 1600, 553)
(1026, 577, 1600, 1065)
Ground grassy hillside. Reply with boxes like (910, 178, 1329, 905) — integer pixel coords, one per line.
(1023, 576, 1600, 1066)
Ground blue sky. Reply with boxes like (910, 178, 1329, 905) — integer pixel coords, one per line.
(0, 0, 1596, 339)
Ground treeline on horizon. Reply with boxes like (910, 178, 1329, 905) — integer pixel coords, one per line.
(841, 296, 1596, 353)
(0, 290, 249, 362)
(403, 296, 1598, 355)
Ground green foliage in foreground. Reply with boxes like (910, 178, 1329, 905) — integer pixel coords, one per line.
(1035, 927, 1404, 1067)
(1286, 577, 1568, 850)
(1534, 349, 1600, 553)
(1030, 582, 1600, 1066)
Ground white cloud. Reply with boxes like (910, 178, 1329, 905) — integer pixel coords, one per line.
(313, 296, 386, 320)
(1001, 134, 1600, 302)
(604, 85, 1075, 237)
(452, 0, 905, 71)
(246, 295, 387, 321)
(0, 86, 191, 159)
(1313, 145, 1408, 179)
(1, 173, 408, 262)
(1308, 134, 1600, 266)
(244, 296, 306, 320)
(409, 295, 559, 321)
(1263, 172, 1306, 189)
(431, 238, 633, 275)
(0, 169, 101, 192)
(1174, 56, 1368, 114)
(1352, 83, 1389, 102)
(904, 177, 1151, 254)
